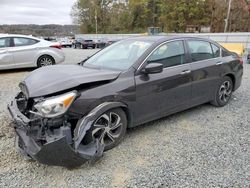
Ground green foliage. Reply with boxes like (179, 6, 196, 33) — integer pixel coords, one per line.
(160, 0, 211, 32)
(71, 0, 250, 34)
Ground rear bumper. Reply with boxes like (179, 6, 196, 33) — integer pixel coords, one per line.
(7, 97, 103, 168)
(82, 44, 95, 48)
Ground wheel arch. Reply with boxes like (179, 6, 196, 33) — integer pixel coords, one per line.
(224, 73, 236, 90)
(74, 101, 132, 149)
(120, 106, 133, 128)
(91, 101, 133, 128)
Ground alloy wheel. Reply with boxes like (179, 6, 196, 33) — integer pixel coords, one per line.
(92, 112, 123, 146)
(219, 81, 232, 103)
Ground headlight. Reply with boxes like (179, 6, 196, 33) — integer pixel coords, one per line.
(34, 91, 77, 118)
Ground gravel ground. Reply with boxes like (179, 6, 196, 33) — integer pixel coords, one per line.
(0, 48, 249, 188)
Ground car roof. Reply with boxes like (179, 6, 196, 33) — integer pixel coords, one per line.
(126, 35, 214, 44)
(0, 33, 9, 37)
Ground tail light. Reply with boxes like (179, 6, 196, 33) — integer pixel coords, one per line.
(233, 52, 243, 65)
(238, 57, 243, 65)
(50, 44, 62, 49)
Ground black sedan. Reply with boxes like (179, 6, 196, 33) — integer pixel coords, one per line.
(8, 36, 243, 167)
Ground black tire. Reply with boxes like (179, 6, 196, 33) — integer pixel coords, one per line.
(37, 55, 55, 67)
(211, 76, 233, 107)
(84, 108, 127, 151)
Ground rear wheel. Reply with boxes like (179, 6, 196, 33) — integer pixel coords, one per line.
(85, 108, 127, 151)
(37, 55, 55, 67)
(211, 76, 233, 107)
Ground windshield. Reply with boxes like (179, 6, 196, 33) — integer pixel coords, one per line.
(84, 40, 153, 71)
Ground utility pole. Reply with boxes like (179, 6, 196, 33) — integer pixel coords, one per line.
(153, 0, 156, 27)
(224, 0, 232, 32)
(95, 9, 98, 35)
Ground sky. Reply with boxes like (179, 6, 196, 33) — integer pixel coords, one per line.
(0, 0, 77, 25)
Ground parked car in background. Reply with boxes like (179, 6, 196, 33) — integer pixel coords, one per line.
(8, 36, 243, 167)
(0, 34, 65, 70)
(43, 37, 57, 42)
(106, 39, 119, 46)
(73, 38, 96, 49)
(59, 38, 73, 48)
(82, 39, 96, 49)
(72, 38, 81, 49)
(94, 38, 108, 49)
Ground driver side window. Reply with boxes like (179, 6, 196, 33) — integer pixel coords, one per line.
(0, 38, 11, 48)
(147, 40, 186, 68)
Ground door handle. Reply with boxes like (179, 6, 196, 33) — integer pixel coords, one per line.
(216, 61, 224, 65)
(180, 70, 191, 75)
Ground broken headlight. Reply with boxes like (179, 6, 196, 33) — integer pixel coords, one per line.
(34, 91, 77, 118)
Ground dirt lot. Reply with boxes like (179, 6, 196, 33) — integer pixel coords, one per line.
(0, 48, 249, 187)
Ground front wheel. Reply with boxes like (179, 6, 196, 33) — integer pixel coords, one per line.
(86, 108, 127, 151)
(211, 76, 233, 107)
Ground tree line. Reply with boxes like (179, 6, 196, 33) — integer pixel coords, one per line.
(71, 0, 250, 34)
(0, 25, 79, 37)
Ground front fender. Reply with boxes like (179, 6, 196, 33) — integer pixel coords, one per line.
(74, 102, 127, 150)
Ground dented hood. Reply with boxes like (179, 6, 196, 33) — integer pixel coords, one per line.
(21, 65, 121, 98)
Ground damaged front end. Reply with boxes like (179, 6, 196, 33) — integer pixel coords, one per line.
(7, 92, 104, 168)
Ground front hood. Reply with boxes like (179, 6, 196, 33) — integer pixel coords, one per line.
(21, 65, 121, 98)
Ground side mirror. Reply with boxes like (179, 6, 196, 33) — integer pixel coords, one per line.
(141, 63, 163, 74)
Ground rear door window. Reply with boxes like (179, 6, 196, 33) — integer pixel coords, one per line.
(187, 40, 214, 62)
(0, 38, 11, 48)
(13, 37, 39, 47)
(222, 49, 232, 57)
(211, 43, 220, 58)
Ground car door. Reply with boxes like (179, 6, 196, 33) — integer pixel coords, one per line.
(0, 37, 14, 69)
(186, 40, 222, 105)
(10, 37, 39, 67)
(134, 40, 192, 125)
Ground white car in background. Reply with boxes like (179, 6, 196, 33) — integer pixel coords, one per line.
(58, 37, 73, 48)
(0, 34, 65, 70)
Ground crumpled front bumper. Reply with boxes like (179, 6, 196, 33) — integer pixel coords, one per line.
(15, 128, 87, 167)
(7, 98, 104, 168)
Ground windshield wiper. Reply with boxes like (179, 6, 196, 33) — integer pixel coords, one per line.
(78, 57, 90, 66)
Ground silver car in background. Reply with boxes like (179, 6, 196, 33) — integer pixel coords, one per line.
(0, 34, 65, 70)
